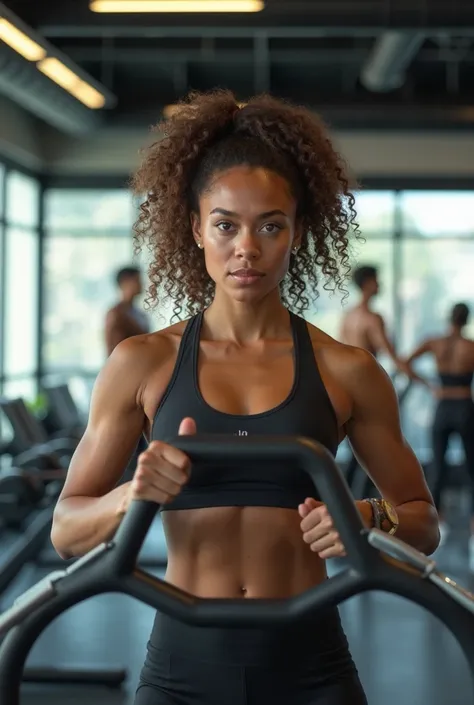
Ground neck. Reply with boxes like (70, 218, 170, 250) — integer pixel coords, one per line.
(204, 290, 291, 344)
(449, 324, 463, 337)
(359, 293, 372, 309)
(120, 293, 135, 305)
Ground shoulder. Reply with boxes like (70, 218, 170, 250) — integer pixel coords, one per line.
(369, 311, 385, 327)
(105, 303, 127, 323)
(104, 318, 190, 379)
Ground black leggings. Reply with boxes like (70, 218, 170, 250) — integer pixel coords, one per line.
(134, 611, 367, 705)
(431, 398, 474, 512)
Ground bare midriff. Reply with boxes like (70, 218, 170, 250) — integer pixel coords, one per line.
(162, 506, 327, 599)
(437, 386, 472, 400)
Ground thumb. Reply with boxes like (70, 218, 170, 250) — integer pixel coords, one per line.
(178, 417, 197, 436)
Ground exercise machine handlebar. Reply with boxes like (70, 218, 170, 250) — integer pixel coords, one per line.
(0, 436, 474, 705)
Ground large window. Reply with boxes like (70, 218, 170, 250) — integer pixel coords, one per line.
(3, 228, 39, 375)
(43, 189, 140, 372)
(1, 177, 472, 461)
(0, 169, 40, 402)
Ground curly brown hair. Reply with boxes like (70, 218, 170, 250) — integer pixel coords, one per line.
(131, 89, 359, 320)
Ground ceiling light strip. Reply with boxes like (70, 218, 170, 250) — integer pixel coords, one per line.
(90, 0, 264, 13)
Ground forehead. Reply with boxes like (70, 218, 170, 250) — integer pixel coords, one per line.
(201, 166, 295, 210)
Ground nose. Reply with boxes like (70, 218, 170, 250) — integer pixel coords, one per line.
(235, 230, 261, 260)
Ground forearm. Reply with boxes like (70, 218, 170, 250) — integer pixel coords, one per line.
(51, 482, 131, 559)
(394, 500, 440, 554)
(357, 499, 440, 555)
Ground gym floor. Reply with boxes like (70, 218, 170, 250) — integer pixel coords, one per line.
(6, 491, 473, 705)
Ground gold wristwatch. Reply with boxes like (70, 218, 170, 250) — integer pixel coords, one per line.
(365, 498, 399, 535)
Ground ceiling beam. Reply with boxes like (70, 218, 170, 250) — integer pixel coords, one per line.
(41, 25, 474, 40)
(59, 45, 473, 66)
(58, 47, 370, 64)
(254, 32, 270, 93)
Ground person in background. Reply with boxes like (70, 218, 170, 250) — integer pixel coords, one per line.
(340, 265, 411, 376)
(339, 265, 419, 494)
(404, 302, 474, 563)
(105, 266, 150, 356)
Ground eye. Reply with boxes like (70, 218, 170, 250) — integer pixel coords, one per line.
(260, 223, 283, 234)
(216, 221, 235, 233)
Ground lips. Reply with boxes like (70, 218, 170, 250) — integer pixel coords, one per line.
(230, 268, 265, 278)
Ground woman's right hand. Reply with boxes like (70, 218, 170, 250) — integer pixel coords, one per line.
(119, 417, 196, 514)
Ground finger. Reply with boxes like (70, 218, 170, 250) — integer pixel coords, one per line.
(132, 467, 182, 503)
(300, 506, 328, 533)
(146, 442, 191, 474)
(304, 497, 321, 511)
(307, 532, 340, 553)
(318, 542, 347, 560)
(302, 519, 335, 546)
(138, 450, 189, 485)
(179, 417, 197, 436)
(298, 503, 310, 518)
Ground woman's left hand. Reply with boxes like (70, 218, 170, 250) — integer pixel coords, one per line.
(298, 497, 372, 559)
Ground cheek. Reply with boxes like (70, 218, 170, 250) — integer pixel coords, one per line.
(203, 226, 233, 257)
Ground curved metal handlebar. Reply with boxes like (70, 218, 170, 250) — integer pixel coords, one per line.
(112, 435, 372, 574)
(0, 436, 473, 705)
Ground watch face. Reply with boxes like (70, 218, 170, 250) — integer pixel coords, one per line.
(383, 501, 399, 525)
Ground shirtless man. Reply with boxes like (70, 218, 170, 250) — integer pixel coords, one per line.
(340, 265, 415, 494)
(340, 265, 410, 375)
(105, 266, 150, 357)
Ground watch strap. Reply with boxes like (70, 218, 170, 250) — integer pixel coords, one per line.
(365, 498, 397, 534)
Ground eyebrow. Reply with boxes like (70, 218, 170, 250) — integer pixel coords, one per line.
(209, 208, 288, 219)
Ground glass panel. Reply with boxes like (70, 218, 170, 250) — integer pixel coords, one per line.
(45, 189, 135, 230)
(399, 238, 474, 460)
(0, 163, 5, 215)
(2, 377, 37, 403)
(4, 228, 39, 375)
(401, 191, 474, 238)
(354, 190, 395, 236)
(42, 233, 138, 371)
(5, 171, 39, 228)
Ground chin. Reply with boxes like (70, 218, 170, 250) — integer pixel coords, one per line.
(224, 284, 271, 305)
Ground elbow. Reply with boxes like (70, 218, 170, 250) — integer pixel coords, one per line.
(50, 504, 73, 561)
(422, 504, 441, 556)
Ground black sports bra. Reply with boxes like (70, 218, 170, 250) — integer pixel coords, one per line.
(151, 311, 339, 511)
(439, 372, 473, 388)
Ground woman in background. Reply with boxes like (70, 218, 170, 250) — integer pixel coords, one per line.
(405, 303, 474, 562)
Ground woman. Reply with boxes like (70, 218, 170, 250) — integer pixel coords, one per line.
(404, 303, 474, 560)
(51, 90, 439, 705)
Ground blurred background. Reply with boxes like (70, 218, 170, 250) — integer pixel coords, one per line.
(1, 2, 474, 704)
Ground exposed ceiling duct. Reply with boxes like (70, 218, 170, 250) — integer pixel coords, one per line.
(0, 2, 116, 135)
(360, 31, 425, 93)
(0, 43, 102, 135)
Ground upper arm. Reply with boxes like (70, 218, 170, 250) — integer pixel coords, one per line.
(58, 339, 148, 502)
(345, 350, 434, 508)
(105, 309, 127, 356)
(368, 314, 396, 357)
(405, 339, 433, 365)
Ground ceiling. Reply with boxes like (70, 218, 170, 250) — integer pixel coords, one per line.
(4, 0, 474, 133)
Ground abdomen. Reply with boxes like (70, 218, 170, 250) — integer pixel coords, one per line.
(162, 506, 327, 598)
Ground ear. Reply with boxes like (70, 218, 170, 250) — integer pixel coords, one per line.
(190, 212, 202, 248)
(292, 220, 303, 250)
